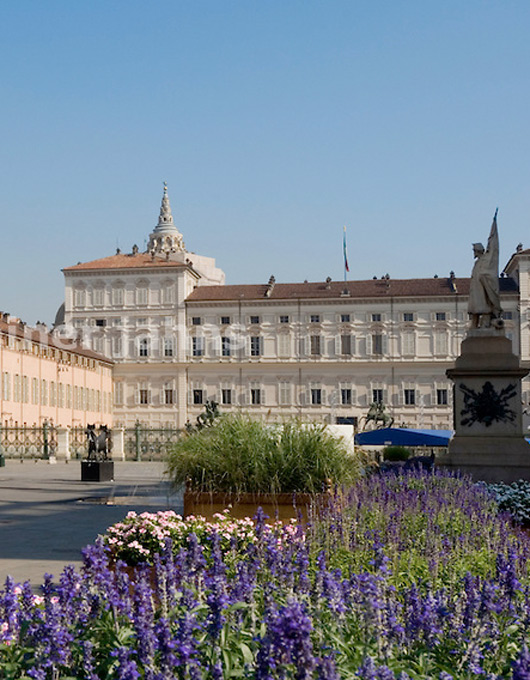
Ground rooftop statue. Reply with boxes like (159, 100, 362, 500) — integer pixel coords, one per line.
(468, 209, 502, 329)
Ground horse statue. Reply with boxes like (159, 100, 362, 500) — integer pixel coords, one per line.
(361, 401, 394, 431)
(85, 424, 111, 461)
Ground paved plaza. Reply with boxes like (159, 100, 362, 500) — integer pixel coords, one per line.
(0, 460, 183, 586)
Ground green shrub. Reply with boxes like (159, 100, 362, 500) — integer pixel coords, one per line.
(383, 445, 410, 461)
(166, 414, 360, 494)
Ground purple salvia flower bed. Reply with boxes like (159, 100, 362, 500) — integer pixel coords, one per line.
(1, 470, 530, 678)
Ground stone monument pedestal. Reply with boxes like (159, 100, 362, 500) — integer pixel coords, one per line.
(441, 330, 530, 483)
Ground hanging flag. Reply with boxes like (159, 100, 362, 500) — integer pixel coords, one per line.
(343, 225, 350, 277)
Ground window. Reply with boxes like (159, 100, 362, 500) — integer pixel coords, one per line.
(372, 334, 383, 355)
(279, 315, 289, 323)
(137, 317, 148, 326)
(434, 332, 448, 355)
(250, 336, 262, 357)
(192, 337, 204, 357)
(93, 288, 104, 306)
(66, 385, 72, 409)
(221, 316, 231, 325)
(93, 336, 104, 354)
(49, 381, 56, 407)
(221, 337, 231, 357)
(112, 288, 124, 306)
(437, 389, 448, 405)
(372, 389, 383, 404)
(436, 312, 446, 321)
(222, 388, 232, 405)
(164, 337, 175, 357)
(311, 388, 322, 405)
(250, 315, 260, 325)
(402, 332, 415, 356)
(139, 337, 149, 357)
(32, 378, 39, 405)
(164, 388, 174, 405)
(136, 287, 148, 305)
(404, 389, 416, 405)
(310, 314, 320, 323)
(341, 388, 352, 405)
(371, 313, 381, 322)
(310, 335, 321, 356)
(278, 334, 291, 357)
(193, 389, 204, 405)
(403, 313, 414, 322)
(340, 334, 352, 355)
(279, 382, 291, 405)
(139, 389, 149, 405)
(112, 318, 122, 326)
(340, 314, 351, 323)
(41, 379, 47, 406)
(95, 319, 106, 327)
(2, 373, 10, 401)
(251, 388, 261, 405)
(192, 316, 202, 326)
(112, 335, 123, 358)
(74, 289, 86, 307)
(114, 382, 124, 406)
(162, 285, 174, 304)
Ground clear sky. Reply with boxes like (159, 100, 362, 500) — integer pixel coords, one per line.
(1, 0, 530, 324)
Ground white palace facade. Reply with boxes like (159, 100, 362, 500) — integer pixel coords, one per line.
(59, 186, 530, 430)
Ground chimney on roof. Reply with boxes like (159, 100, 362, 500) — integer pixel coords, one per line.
(265, 275, 276, 297)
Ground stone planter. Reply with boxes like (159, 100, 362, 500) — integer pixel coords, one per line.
(183, 489, 323, 524)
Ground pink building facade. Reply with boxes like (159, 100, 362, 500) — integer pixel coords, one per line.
(0, 315, 113, 428)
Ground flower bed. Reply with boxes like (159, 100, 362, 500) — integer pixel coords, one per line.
(2, 470, 530, 679)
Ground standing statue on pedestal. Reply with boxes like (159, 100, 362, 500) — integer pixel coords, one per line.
(468, 209, 502, 329)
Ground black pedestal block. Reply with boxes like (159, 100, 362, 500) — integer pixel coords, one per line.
(81, 460, 114, 482)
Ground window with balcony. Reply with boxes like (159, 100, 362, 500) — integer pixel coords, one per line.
(372, 333, 383, 355)
(164, 389, 175, 405)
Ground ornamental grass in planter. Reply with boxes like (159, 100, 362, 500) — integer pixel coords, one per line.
(166, 414, 360, 521)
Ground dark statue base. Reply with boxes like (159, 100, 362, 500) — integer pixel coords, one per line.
(81, 460, 114, 482)
(440, 331, 530, 483)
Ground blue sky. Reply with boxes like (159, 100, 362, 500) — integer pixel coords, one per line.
(1, 1, 530, 324)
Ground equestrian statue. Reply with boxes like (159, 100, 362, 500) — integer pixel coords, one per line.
(361, 401, 394, 431)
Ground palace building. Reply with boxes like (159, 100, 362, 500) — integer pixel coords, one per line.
(0, 314, 113, 428)
(58, 186, 530, 430)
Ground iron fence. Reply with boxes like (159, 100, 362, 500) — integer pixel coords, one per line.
(0, 424, 182, 461)
(124, 424, 182, 461)
(0, 424, 57, 460)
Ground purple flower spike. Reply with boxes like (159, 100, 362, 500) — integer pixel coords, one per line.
(513, 644, 530, 680)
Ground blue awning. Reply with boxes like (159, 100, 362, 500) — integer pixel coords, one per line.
(355, 428, 453, 447)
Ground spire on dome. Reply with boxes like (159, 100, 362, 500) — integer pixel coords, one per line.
(147, 183, 185, 254)
(158, 181, 174, 227)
